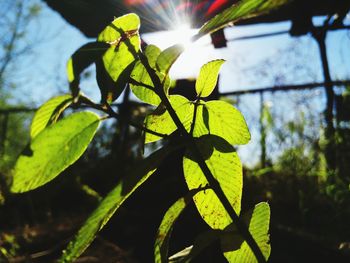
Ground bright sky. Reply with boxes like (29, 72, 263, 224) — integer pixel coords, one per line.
(6, 1, 350, 165)
(18, 2, 350, 106)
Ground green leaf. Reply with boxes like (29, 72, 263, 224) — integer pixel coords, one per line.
(145, 44, 162, 69)
(59, 143, 180, 262)
(145, 97, 250, 145)
(222, 202, 271, 262)
(102, 35, 140, 81)
(97, 13, 140, 43)
(30, 94, 72, 139)
(155, 197, 187, 263)
(191, 103, 209, 137)
(67, 42, 109, 98)
(154, 188, 206, 263)
(130, 60, 161, 106)
(144, 95, 193, 143)
(130, 44, 178, 105)
(102, 34, 140, 102)
(95, 58, 120, 103)
(162, 203, 271, 262)
(156, 44, 184, 76)
(144, 104, 174, 143)
(129, 45, 162, 105)
(195, 60, 225, 98)
(197, 0, 290, 38)
(96, 13, 141, 103)
(196, 101, 250, 145)
(183, 135, 242, 229)
(11, 112, 100, 193)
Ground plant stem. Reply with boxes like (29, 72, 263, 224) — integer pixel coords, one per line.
(78, 95, 167, 139)
(138, 52, 266, 263)
(129, 77, 155, 90)
(189, 100, 199, 135)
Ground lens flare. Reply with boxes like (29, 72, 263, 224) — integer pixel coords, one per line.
(121, 0, 235, 32)
(169, 23, 194, 48)
(122, 0, 195, 32)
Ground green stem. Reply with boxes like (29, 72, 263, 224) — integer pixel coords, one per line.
(190, 100, 199, 135)
(138, 52, 266, 263)
(129, 77, 155, 90)
(78, 95, 167, 139)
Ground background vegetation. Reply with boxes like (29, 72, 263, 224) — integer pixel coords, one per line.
(1, 0, 350, 262)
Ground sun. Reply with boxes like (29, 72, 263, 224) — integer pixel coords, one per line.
(169, 23, 194, 48)
(142, 26, 216, 79)
(142, 22, 195, 50)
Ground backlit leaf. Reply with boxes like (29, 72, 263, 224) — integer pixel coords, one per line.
(130, 45, 162, 105)
(30, 94, 72, 139)
(156, 44, 184, 76)
(145, 44, 161, 69)
(197, 0, 290, 38)
(60, 143, 180, 262)
(144, 95, 193, 143)
(130, 60, 161, 106)
(102, 34, 140, 102)
(67, 42, 109, 98)
(97, 13, 140, 43)
(155, 198, 188, 263)
(144, 96, 250, 146)
(154, 188, 206, 263)
(183, 135, 242, 229)
(190, 100, 250, 145)
(192, 103, 209, 138)
(196, 60, 225, 98)
(222, 202, 271, 262)
(11, 112, 100, 193)
(96, 13, 141, 103)
(95, 58, 120, 103)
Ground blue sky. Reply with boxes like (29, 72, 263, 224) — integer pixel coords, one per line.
(5, 1, 350, 165)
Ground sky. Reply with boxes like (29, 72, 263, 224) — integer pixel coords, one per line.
(15, 1, 349, 105)
(3, 0, 350, 165)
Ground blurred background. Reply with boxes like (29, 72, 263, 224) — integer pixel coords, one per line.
(0, 0, 350, 262)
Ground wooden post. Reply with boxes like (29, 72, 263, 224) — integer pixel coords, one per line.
(259, 92, 267, 168)
(0, 112, 9, 156)
(312, 26, 336, 172)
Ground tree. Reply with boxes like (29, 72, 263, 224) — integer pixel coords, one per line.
(0, 0, 42, 93)
(0, 0, 42, 181)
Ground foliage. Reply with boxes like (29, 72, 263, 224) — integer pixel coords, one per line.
(0, 233, 19, 260)
(30, 94, 73, 138)
(195, 0, 290, 38)
(11, 111, 100, 193)
(9, 1, 288, 262)
(0, 0, 42, 90)
(0, 0, 43, 174)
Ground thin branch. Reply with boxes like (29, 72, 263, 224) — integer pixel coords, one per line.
(190, 100, 199, 135)
(78, 95, 168, 139)
(129, 77, 155, 90)
(0, 2, 24, 84)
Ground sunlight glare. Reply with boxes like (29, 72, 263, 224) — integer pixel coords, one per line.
(169, 23, 193, 49)
(133, 0, 222, 79)
(142, 28, 216, 80)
